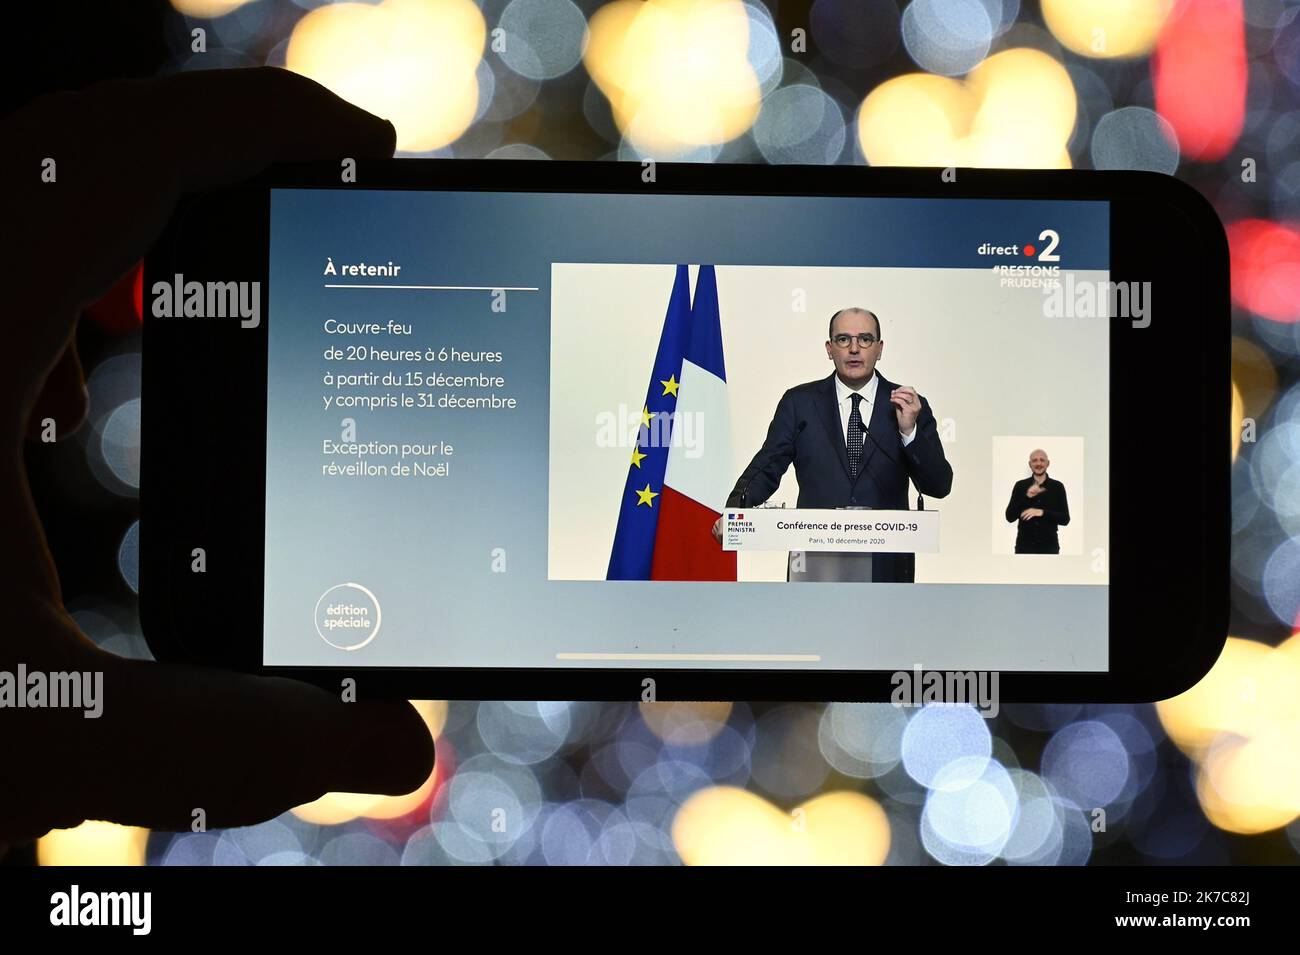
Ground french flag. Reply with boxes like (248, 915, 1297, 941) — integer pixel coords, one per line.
(606, 265, 691, 580)
(651, 265, 737, 581)
(605, 265, 736, 581)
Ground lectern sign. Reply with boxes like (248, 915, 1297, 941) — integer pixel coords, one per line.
(723, 509, 940, 553)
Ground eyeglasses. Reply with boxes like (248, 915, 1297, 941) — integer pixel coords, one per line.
(831, 333, 879, 349)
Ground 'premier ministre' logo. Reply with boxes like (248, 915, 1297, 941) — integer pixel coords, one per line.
(726, 513, 754, 534)
(151, 273, 261, 328)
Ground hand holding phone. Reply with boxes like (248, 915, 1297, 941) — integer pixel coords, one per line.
(1, 68, 433, 842)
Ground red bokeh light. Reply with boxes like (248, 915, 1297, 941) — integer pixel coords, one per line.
(1152, 0, 1246, 162)
(84, 259, 144, 334)
(1227, 219, 1300, 323)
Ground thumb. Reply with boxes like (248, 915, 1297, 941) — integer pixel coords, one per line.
(15, 638, 434, 837)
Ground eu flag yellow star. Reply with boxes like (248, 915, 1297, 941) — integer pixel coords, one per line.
(640, 405, 654, 429)
(630, 446, 647, 468)
(660, 374, 679, 397)
(635, 484, 658, 507)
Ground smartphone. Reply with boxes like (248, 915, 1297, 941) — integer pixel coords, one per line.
(141, 161, 1228, 702)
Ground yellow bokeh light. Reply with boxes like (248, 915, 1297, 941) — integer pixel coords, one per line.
(672, 786, 890, 865)
(1232, 379, 1243, 460)
(640, 701, 733, 744)
(585, 0, 761, 155)
(966, 49, 1077, 168)
(1196, 726, 1300, 834)
(856, 74, 974, 167)
(857, 49, 1076, 169)
(1232, 335, 1278, 424)
(1157, 638, 1300, 758)
(286, 0, 485, 152)
(170, 0, 254, 16)
(292, 700, 447, 825)
(1041, 0, 1175, 59)
(38, 821, 149, 867)
(1161, 632, 1300, 834)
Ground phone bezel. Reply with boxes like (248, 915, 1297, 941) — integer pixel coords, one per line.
(141, 161, 1229, 702)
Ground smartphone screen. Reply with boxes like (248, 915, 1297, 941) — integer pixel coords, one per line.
(263, 188, 1109, 672)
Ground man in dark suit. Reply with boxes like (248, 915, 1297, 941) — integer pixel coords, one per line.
(710, 307, 953, 582)
(1004, 448, 1071, 554)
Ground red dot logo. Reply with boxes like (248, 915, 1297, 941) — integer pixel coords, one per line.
(1024, 244, 1036, 257)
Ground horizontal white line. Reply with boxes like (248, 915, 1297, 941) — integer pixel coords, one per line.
(555, 652, 822, 662)
(324, 284, 540, 291)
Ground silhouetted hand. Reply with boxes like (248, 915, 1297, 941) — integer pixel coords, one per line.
(0, 68, 434, 846)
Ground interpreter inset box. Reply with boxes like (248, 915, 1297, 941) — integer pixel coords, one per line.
(991, 435, 1086, 559)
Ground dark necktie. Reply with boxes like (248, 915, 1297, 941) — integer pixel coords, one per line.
(847, 392, 866, 478)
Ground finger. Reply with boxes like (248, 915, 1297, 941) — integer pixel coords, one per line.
(19, 642, 435, 836)
(7, 67, 396, 333)
(24, 335, 87, 441)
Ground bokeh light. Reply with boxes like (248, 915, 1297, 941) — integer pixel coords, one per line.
(673, 786, 891, 864)
(857, 48, 1076, 167)
(901, 705, 992, 788)
(585, 0, 762, 157)
(1041, 0, 1174, 59)
(497, 0, 588, 81)
(38, 821, 149, 867)
(1152, 0, 1246, 162)
(921, 756, 1017, 864)
(901, 0, 995, 77)
(1041, 720, 1132, 807)
(286, 0, 486, 152)
(1229, 219, 1300, 323)
(1090, 105, 1180, 172)
(169, 0, 255, 16)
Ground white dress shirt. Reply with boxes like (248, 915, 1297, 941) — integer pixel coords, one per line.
(834, 371, 917, 450)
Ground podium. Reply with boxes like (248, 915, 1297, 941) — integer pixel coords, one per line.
(721, 508, 939, 582)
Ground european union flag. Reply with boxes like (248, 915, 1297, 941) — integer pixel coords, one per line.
(606, 265, 692, 579)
